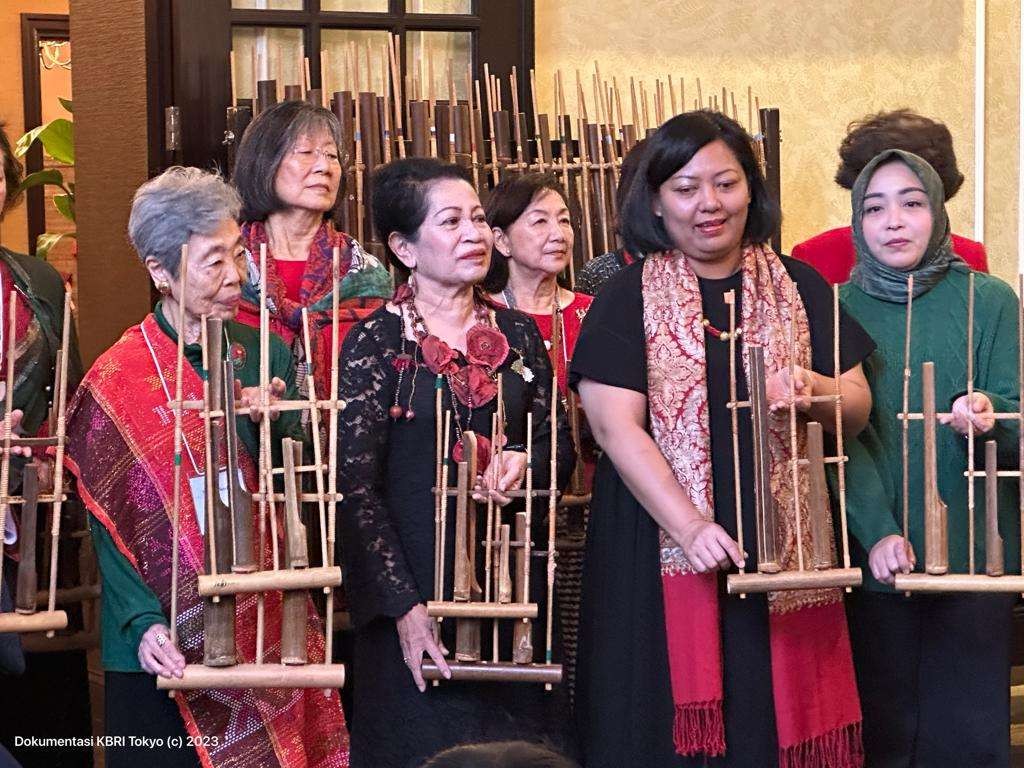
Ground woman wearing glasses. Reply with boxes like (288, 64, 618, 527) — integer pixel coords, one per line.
(232, 100, 391, 400)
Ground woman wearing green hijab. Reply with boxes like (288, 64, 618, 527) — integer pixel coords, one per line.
(841, 148, 1019, 766)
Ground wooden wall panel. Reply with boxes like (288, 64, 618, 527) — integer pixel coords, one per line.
(70, 0, 153, 365)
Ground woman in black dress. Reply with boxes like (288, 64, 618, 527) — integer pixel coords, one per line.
(337, 158, 575, 768)
(570, 112, 875, 768)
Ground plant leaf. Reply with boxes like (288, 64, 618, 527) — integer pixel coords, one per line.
(16, 169, 64, 194)
(58, 98, 73, 114)
(17, 119, 74, 164)
(34, 232, 68, 260)
(53, 193, 75, 223)
(14, 126, 46, 158)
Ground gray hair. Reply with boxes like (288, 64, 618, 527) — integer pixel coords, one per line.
(128, 166, 242, 275)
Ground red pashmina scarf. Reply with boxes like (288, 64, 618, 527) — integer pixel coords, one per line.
(642, 245, 862, 768)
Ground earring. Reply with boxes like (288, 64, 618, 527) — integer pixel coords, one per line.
(156, 281, 171, 295)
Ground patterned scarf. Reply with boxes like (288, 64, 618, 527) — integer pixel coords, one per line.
(239, 220, 391, 398)
(643, 245, 862, 768)
(65, 315, 349, 768)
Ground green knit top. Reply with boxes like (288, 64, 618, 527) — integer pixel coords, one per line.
(839, 265, 1021, 591)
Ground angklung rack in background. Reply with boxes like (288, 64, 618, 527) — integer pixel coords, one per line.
(220, 44, 781, 271)
(157, 242, 347, 692)
(423, 359, 569, 688)
(0, 288, 74, 637)
(894, 273, 1024, 593)
(724, 284, 862, 596)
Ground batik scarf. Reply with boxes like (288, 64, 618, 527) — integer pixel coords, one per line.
(643, 244, 863, 768)
(240, 220, 391, 398)
(64, 314, 349, 768)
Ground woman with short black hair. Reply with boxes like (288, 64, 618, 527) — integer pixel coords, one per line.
(337, 157, 576, 768)
(232, 100, 390, 400)
(571, 111, 873, 768)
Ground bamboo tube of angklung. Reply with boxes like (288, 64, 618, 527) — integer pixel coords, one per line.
(806, 422, 832, 571)
(169, 247, 189, 652)
(901, 276, 915, 539)
(0, 292, 17, 592)
(787, 284, 806, 571)
(726, 291, 744, 561)
(513, 414, 534, 664)
(831, 284, 851, 569)
(966, 272, 976, 574)
(157, 664, 345, 691)
(455, 432, 481, 662)
(922, 362, 949, 575)
(299, 310, 328, 575)
(281, 438, 309, 665)
(985, 440, 1005, 576)
(748, 346, 780, 573)
(15, 465, 39, 613)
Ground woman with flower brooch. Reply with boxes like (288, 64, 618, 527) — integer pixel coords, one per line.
(570, 111, 875, 768)
(336, 157, 577, 768)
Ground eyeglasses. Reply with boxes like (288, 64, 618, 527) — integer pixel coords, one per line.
(291, 147, 341, 166)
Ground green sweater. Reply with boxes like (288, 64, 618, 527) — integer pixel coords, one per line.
(92, 308, 304, 671)
(840, 265, 1021, 590)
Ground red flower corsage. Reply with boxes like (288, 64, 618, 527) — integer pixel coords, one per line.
(392, 352, 414, 372)
(465, 324, 510, 369)
(452, 433, 492, 473)
(448, 363, 498, 407)
(421, 335, 459, 375)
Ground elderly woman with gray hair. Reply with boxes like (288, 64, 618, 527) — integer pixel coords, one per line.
(233, 100, 390, 401)
(64, 167, 349, 768)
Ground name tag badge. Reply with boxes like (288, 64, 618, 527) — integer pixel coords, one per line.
(188, 469, 247, 536)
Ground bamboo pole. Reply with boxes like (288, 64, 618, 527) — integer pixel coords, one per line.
(788, 282, 805, 571)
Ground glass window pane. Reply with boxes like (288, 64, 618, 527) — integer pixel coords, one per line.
(406, 0, 471, 13)
(405, 30, 471, 101)
(320, 29, 392, 94)
(320, 0, 389, 11)
(232, 27, 305, 100)
(232, 0, 304, 9)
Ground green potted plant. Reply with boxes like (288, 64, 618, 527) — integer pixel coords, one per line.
(15, 98, 74, 260)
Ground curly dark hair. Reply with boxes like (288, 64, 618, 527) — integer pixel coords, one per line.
(0, 121, 24, 214)
(835, 109, 964, 200)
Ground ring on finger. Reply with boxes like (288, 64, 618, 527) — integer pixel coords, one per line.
(156, 633, 168, 647)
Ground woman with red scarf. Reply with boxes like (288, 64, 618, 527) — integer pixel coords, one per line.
(233, 101, 391, 400)
(336, 158, 576, 768)
(65, 168, 348, 768)
(571, 112, 874, 768)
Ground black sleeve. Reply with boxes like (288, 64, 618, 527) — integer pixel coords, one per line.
(335, 315, 421, 628)
(785, 257, 875, 376)
(569, 261, 647, 393)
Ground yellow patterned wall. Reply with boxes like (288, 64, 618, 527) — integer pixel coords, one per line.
(536, 0, 1022, 284)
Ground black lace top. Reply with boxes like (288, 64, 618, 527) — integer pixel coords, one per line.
(337, 304, 574, 629)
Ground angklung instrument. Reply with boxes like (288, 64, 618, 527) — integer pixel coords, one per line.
(895, 272, 1024, 592)
(0, 288, 74, 636)
(157, 243, 346, 691)
(724, 283, 862, 596)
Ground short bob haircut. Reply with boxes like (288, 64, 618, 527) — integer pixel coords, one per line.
(834, 109, 963, 200)
(128, 166, 241, 277)
(480, 173, 571, 294)
(619, 111, 780, 257)
(421, 741, 579, 768)
(233, 100, 346, 222)
(0, 122, 24, 214)
(371, 157, 473, 280)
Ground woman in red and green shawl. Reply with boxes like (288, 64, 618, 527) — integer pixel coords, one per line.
(233, 101, 391, 402)
(64, 167, 349, 768)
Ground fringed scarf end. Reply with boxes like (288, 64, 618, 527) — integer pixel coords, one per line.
(778, 720, 864, 768)
(672, 701, 726, 757)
